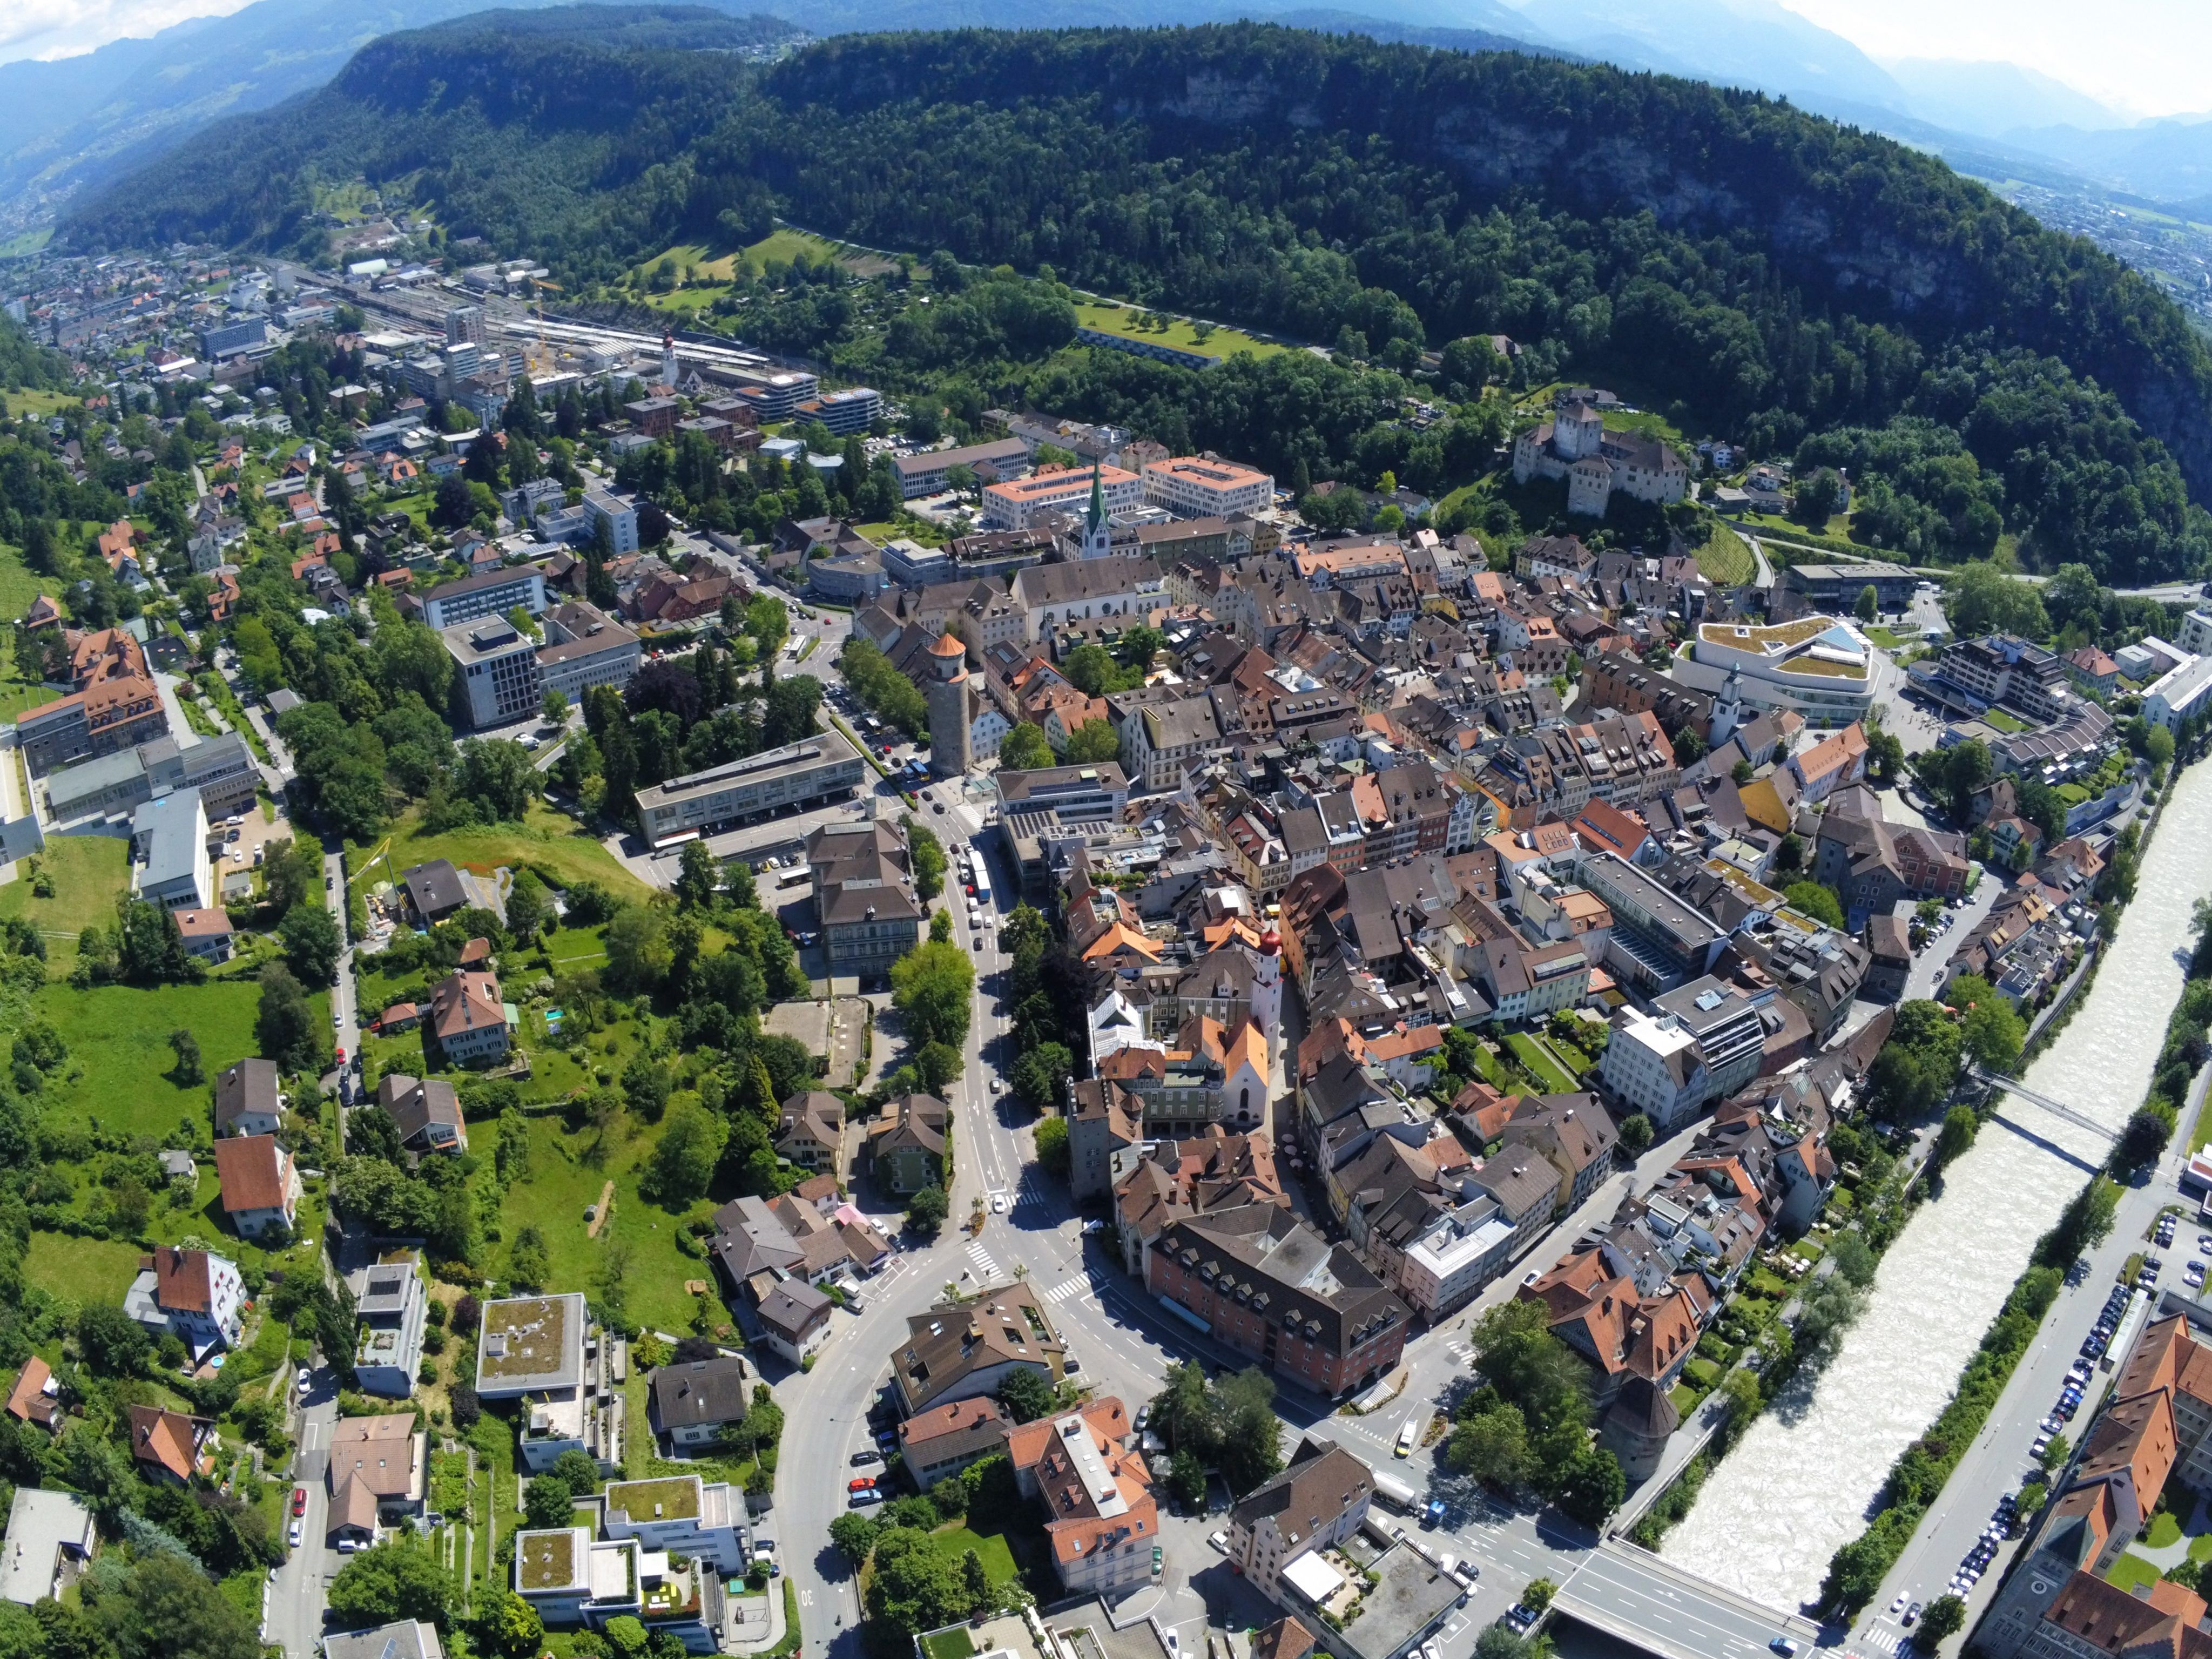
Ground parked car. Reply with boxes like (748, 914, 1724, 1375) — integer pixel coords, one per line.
(847, 1489, 883, 1507)
(292, 1487, 307, 1516)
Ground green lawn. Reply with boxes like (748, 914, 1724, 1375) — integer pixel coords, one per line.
(1072, 300, 1286, 361)
(493, 1112, 717, 1331)
(1, 834, 131, 945)
(920, 1630, 976, 1659)
(1694, 535, 1754, 586)
(33, 975, 287, 1143)
(2107, 1552, 2165, 1594)
(1981, 707, 2029, 734)
(2148, 1512, 2184, 1549)
(1, 384, 71, 414)
(24, 1230, 149, 1306)
(1504, 1032, 1576, 1093)
(350, 803, 651, 901)
(929, 1524, 1019, 1586)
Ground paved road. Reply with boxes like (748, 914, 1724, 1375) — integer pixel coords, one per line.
(1557, 1542, 1819, 1659)
(267, 1367, 340, 1657)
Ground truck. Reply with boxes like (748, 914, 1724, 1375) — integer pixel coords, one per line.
(1422, 1498, 1448, 1529)
(1373, 1472, 1419, 1513)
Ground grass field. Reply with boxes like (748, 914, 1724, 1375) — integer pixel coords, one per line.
(493, 1110, 712, 1331)
(24, 1230, 149, 1307)
(1694, 534, 1755, 586)
(2106, 1551, 2164, 1594)
(1504, 1031, 1577, 1093)
(1, 834, 132, 946)
(2, 387, 73, 416)
(350, 804, 650, 900)
(1071, 300, 1286, 361)
(929, 1524, 1020, 1586)
(631, 228, 864, 288)
(33, 975, 292, 1143)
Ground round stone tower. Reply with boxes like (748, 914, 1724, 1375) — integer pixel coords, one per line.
(926, 630, 972, 779)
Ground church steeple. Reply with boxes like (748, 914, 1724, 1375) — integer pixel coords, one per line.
(1080, 458, 1111, 559)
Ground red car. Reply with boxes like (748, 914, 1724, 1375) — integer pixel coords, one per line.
(292, 1487, 307, 1517)
(847, 1477, 876, 1493)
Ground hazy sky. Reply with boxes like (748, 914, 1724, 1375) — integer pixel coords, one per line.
(0, 0, 253, 65)
(1781, 0, 2205, 118)
(4, 0, 2210, 122)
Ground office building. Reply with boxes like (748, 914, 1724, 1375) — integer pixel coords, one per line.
(444, 617, 543, 729)
(632, 730, 866, 846)
(1142, 455, 1274, 520)
(420, 566, 548, 630)
(130, 788, 212, 911)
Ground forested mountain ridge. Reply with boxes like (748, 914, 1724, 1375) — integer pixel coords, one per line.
(58, 19, 2212, 581)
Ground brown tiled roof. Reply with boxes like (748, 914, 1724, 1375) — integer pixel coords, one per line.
(129, 1404, 206, 1482)
(212, 1135, 291, 1214)
(430, 969, 503, 1042)
(328, 1414, 420, 1499)
(151, 1245, 217, 1313)
(4, 1357, 54, 1426)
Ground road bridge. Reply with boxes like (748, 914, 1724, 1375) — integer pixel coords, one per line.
(1552, 1541, 1823, 1659)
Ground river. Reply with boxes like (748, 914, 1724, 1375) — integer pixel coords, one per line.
(1660, 763, 2212, 1607)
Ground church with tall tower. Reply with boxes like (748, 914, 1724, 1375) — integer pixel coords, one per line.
(1079, 460, 1114, 559)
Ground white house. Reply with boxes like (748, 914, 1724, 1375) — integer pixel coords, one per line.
(122, 1245, 246, 1362)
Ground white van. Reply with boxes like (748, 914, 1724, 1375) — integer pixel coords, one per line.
(1395, 1415, 1421, 1458)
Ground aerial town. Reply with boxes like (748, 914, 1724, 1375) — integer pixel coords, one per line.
(5, 129, 2212, 1659)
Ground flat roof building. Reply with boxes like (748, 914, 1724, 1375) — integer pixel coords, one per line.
(633, 730, 866, 847)
(421, 565, 548, 630)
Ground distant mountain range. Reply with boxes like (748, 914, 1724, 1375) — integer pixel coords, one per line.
(6, 0, 2212, 237)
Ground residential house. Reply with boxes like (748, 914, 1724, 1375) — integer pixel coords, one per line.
(775, 1091, 845, 1173)
(869, 1095, 948, 1196)
(429, 969, 509, 1065)
(755, 1280, 834, 1365)
(1226, 1438, 1375, 1603)
(0, 1489, 95, 1606)
(353, 1257, 429, 1399)
(122, 1245, 246, 1361)
(888, 1283, 1066, 1417)
(213, 1056, 282, 1137)
(326, 1413, 428, 1545)
(1006, 1397, 1161, 1596)
(377, 1075, 469, 1156)
(601, 1474, 749, 1573)
(211, 1135, 300, 1239)
(126, 1404, 215, 1485)
(900, 1397, 1016, 1486)
(646, 1355, 755, 1454)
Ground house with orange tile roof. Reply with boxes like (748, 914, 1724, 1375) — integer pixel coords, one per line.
(1786, 721, 1868, 804)
(211, 1136, 300, 1240)
(1004, 1397, 1161, 1594)
(127, 1403, 214, 1485)
(4, 1357, 58, 1433)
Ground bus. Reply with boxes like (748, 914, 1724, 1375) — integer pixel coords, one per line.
(970, 852, 993, 908)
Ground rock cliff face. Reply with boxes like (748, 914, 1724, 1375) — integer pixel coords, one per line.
(769, 28, 2212, 500)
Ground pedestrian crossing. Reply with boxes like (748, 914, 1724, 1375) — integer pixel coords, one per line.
(966, 1241, 1000, 1281)
(1855, 1626, 1904, 1655)
(1042, 1277, 1094, 1306)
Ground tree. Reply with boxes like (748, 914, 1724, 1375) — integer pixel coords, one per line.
(1950, 561, 2051, 639)
(999, 1367, 1057, 1423)
(1919, 1595, 1967, 1642)
(541, 688, 570, 728)
(264, 837, 323, 916)
(1958, 988, 2027, 1073)
(257, 963, 320, 1071)
(454, 738, 542, 821)
(648, 1100, 728, 1206)
(1865, 999, 1964, 1123)
(999, 723, 1053, 770)
(278, 900, 342, 986)
(1447, 1402, 1534, 1488)
(1553, 1445, 1627, 1526)
(524, 1471, 581, 1529)
(906, 819, 946, 900)
(892, 940, 974, 1050)
(959, 1547, 993, 1612)
(327, 1542, 454, 1628)
(1783, 881, 1845, 928)
(505, 870, 550, 943)
(1013, 1043, 1073, 1111)
(1064, 719, 1123, 763)
(475, 1590, 545, 1658)
(605, 905, 671, 992)
(78, 1303, 152, 1375)
(1033, 1114, 1070, 1176)
(508, 1224, 551, 1292)
(1165, 1449, 1207, 1508)
(347, 1104, 403, 1163)
(829, 1512, 881, 1567)
(111, 1553, 266, 1659)
(1936, 1103, 1978, 1165)
(168, 1028, 204, 1085)
(1522, 1578, 1557, 1614)
(675, 840, 720, 911)
(906, 1184, 949, 1237)
(866, 1525, 968, 1634)
(1617, 1112, 1653, 1155)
